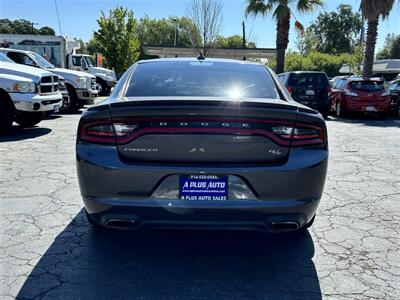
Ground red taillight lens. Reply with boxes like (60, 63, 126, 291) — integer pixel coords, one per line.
(79, 121, 137, 144)
(287, 86, 293, 95)
(291, 124, 326, 146)
(272, 124, 326, 146)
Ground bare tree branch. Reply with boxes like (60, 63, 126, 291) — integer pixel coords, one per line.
(187, 0, 223, 56)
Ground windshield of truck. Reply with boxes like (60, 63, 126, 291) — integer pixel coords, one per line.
(83, 56, 94, 67)
(349, 80, 384, 91)
(0, 53, 13, 63)
(30, 52, 55, 69)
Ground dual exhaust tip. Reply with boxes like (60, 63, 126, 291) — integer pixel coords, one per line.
(104, 219, 300, 232)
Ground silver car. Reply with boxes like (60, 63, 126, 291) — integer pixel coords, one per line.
(76, 58, 328, 233)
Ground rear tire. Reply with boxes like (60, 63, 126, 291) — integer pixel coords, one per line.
(0, 101, 14, 134)
(14, 111, 44, 128)
(336, 102, 345, 118)
(60, 85, 78, 113)
(96, 79, 108, 96)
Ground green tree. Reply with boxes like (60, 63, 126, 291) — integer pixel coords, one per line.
(0, 18, 56, 35)
(38, 26, 55, 35)
(360, 0, 395, 78)
(281, 50, 363, 77)
(297, 5, 363, 55)
(376, 33, 399, 59)
(86, 38, 101, 55)
(390, 35, 400, 59)
(137, 16, 200, 48)
(74, 38, 88, 54)
(214, 34, 256, 48)
(0, 19, 14, 33)
(246, 0, 323, 74)
(93, 6, 140, 75)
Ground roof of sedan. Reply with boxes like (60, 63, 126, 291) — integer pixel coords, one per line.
(137, 57, 264, 66)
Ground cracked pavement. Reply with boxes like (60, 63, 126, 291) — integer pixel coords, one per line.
(0, 113, 399, 300)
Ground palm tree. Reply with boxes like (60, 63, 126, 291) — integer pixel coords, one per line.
(360, 0, 395, 78)
(245, 0, 323, 74)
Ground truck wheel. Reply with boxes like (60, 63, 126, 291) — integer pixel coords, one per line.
(0, 101, 14, 134)
(15, 111, 44, 128)
(96, 79, 108, 96)
(60, 85, 78, 113)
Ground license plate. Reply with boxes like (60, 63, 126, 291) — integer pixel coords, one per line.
(54, 105, 60, 113)
(180, 175, 228, 201)
(366, 106, 377, 112)
(306, 90, 315, 96)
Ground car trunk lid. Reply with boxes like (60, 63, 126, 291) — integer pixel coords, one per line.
(109, 98, 300, 164)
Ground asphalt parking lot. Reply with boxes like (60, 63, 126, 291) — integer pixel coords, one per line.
(0, 111, 399, 300)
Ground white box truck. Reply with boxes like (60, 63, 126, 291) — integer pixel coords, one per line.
(0, 34, 117, 96)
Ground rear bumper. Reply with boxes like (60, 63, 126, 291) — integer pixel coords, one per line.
(85, 197, 319, 232)
(344, 97, 391, 112)
(77, 145, 328, 230)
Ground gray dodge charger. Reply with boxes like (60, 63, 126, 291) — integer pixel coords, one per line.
(76, 58, 328, 233)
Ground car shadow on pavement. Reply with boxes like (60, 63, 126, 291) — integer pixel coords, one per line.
(0, 127, 51, 142)
(329, 115, 400, 127)
(16, 210, 321, 300)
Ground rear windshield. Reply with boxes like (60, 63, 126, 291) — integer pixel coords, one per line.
(288, 73, 329, 86)
(125, 61, 280, 99)
(349, 81, 384, 91)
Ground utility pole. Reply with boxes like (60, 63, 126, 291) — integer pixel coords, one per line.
(173, 18, 178, 47)
(31, 22, 38, 34)
(242, 21, 246, 60)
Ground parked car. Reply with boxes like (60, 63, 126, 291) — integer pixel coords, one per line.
(0, 48, 98, 112)
(330, 77, 391, 118)
(0, 53, 62, 133)
(387, 79, 400, 116)
(76, 58, 328, 233)
(277, 71, 331, 118)
(0, 34, 117, 96)
(329, 75, 346, 87)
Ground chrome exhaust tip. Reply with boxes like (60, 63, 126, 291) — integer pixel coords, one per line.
(105, 219, 138, 230)
(270, 221, 300, 232)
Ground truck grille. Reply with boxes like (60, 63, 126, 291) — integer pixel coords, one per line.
(39, 76, 59, 94)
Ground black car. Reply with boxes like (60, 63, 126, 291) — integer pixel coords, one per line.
(387, 79, 400, 116)
(277, 71, 331, 118)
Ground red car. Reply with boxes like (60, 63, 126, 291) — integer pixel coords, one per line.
(330, 77, 391, 117)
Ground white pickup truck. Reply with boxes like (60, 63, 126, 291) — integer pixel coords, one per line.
(0, 48, 98, 113)
(0, 53, 62, 133)
(0, 34, 116, 96)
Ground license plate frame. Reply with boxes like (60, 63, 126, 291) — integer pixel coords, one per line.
(179, 174, 228, 201)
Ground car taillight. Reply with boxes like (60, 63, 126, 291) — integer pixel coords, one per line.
(79, 121, 136, 144)
(272, 123, 326, 146)
(286, 86, 293, 95)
